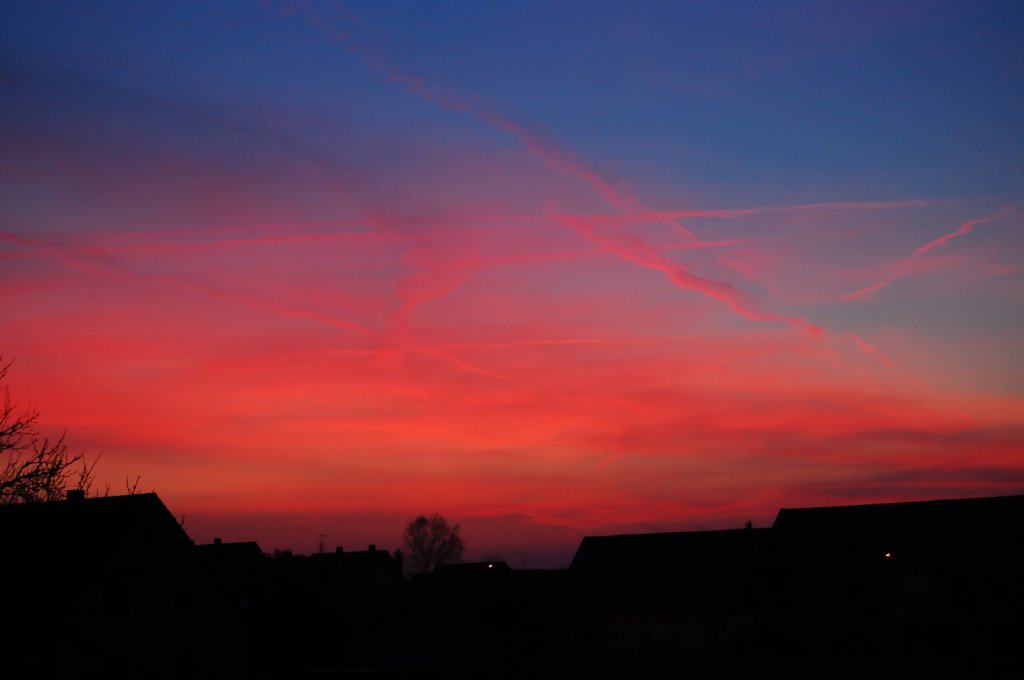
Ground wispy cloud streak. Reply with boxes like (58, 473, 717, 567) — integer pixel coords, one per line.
(1, 228, 371, 335)
(439, 339, 605, 351)
(911, 208, 1013, 257)
(849, 333, 926, 391)
(297, 11, 835, 334)
(846, 206, 1016, 300)
(560, 215, 821, 336)
(572, 199, 936, 226)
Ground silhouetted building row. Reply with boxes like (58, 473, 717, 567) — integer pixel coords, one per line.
(0, 492, 243, 677)
(1, 490, 1021, 677)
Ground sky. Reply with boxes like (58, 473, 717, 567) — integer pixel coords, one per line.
(1, 0, 1022, 566)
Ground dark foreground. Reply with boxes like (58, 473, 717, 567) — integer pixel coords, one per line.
(1, 492, 1021, 678)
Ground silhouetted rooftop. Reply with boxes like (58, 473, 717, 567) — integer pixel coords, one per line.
(571, 527, 772, 573)
(0, 491, 192, 553)
(195, 538, 264, 556)
(773, 493, 1024, 536)
(194, 539, 265, 577)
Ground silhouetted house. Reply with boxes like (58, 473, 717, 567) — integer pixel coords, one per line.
(0, 492, 243, 678)
(311, 543, 404, 582)
(772, 493, 1024, 604)
(413, 560, 514, 623)
(194, 538, 266, 611)
(565, 528, 776, 675)
(251, 545, 407, 674)
(0, 489, 192, 551)
(560, 497, 1024, 676)
(771, 494, 1024, 669)
(304, 544, 406, 611)
(403, 561, 574, 677)
(412, 559, 512, 602)
(571, 527, 774, 617)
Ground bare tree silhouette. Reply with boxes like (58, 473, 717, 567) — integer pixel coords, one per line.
(0, 357, 99, 503)
(403, 513, 465, 574)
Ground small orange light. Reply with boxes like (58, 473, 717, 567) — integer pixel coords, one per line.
(487, 563, 494, 569)
(884, 552, 892, 558)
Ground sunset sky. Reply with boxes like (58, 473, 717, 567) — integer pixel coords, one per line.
(2, 1, 1022, 565)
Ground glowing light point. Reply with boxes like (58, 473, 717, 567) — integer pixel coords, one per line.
(487, 563, 494, 569)
(884, 552, 892, 558)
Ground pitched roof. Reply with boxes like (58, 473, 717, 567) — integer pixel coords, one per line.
(309, 547, 398, 570)
(0, 492, 192, 554)
(570, 527, 772, 573)
(772, 493, 1024, 537)
(194, 540, 265, 575)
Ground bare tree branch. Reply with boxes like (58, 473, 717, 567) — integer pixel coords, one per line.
(0, 356, 99, 503)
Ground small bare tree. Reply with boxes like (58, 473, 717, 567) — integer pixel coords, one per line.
(0, 358, 98, 503)
(403, 513, 465, 574)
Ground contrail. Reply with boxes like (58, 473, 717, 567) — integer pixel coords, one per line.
(845, 278, 896, 301)
(3, 225, 425, 259)
(911, 207, 1013, 257)
(845, 206, 1015, 300)
(1, 228, 371, 335)
(570, 199, 936, 225)
(284, 3, 708, 244)
(439, 338, 605, 350)
(337, 38, 650, 220)
(561, 215, 821, 337)
(658, 238, 766, 251)
(849, 333, 926, 391)
(300, 11, 830, 333)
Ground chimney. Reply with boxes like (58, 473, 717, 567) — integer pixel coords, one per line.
(66, 489, 85, 502)
(368, 544, 376, 552)
(336, 546, 344, 553)
(213, 537, 222, 546)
